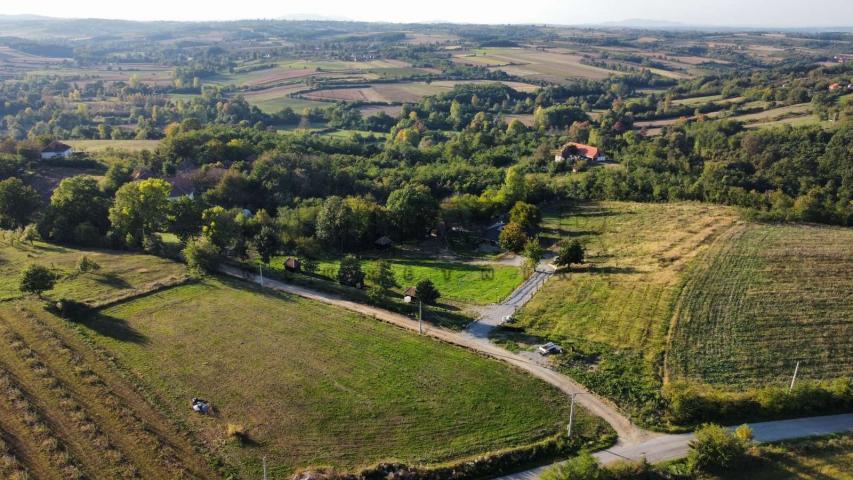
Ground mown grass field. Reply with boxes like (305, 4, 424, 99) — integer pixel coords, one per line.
(0, 239, 186, 303)
(514, 202, 740, 359)
(274, 256, 524, 304)
(90, 277, 607, 477)
(668, 223, 853, 388)
(64, 139, 161, 153)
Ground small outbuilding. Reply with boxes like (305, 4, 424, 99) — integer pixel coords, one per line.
(403, 286, 418, 303)
(375, 236, 393, 250)
(41, 141, 73, 160)
(284, 257, 301, 272)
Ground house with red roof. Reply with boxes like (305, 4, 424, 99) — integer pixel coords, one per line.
(554, 142, 605, 163)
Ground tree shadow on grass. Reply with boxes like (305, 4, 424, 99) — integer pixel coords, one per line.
(77, 311, 148, 344)
(92, 273, 133, 289)
(585, 265, 638, 275)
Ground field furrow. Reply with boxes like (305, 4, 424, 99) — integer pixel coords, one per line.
(0, 303, 216, 479)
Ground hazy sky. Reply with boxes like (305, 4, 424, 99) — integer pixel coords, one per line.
(1, 0, 851, 27)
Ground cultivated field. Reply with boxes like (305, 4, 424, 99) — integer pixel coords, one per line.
(452, 48, 619, 81)
(0, 239, 187, 304)
(91, 277, 605, 477)
(0, 300, 219, 479)
(299, 80, 539, 104)
(667, 223, 853, 388)
(514, 202, 740, 360)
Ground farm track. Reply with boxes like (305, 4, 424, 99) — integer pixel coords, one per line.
(0, 304, 218, 479)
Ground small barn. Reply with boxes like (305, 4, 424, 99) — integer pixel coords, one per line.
(284, 258, 301, 272)
(375, 236, 393, 250)
(41, 141, 73, 160)
(403, 286, 418, 303)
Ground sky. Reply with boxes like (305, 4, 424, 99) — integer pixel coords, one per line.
(1, 0, 851, 27)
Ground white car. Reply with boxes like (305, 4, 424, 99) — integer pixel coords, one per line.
(538, 342, 564, 356)
(502, 314, 515, 324)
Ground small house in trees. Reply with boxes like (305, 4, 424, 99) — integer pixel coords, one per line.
(403, 286, 418, 303)
(374, 236, 393, 250)
(284, 258, 301, 272)
(554, 142, 605, 163)
(40, 141, 73, 160)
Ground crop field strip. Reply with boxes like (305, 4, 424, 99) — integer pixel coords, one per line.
(0, 319, 141, 478)
(667, 223, 853, 388)
(0, 302, 217, 479)
(86, 277, 604, 476)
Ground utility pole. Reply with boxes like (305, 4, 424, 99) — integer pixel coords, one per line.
(567, 392, 582, 438)
(789, 361, 800, 392)
(418, 300, 423, 335)
(262, 455, 268, 480)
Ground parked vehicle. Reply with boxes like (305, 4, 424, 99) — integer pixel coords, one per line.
(538, 342, 563, 356)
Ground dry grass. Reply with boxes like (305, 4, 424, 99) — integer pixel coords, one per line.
(515, 201, 740, 359)
(0, 238, 187, 304)
(0, 300, 217, 479)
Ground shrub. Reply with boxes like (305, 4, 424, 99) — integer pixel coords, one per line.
(687, 423, 750, 474)
(605, 459, 657, 479)
(664, 380, 853, 425)
(183, 236, 220, 276)
(226, 423, 246, 439)
(19, 264, 57, 297)
(541, 450, 606, 480)
(76, 255, 101, 274)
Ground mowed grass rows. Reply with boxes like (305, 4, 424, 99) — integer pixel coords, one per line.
(668, 223, 853, 387)
(90, 277, 602, 477)
(0, 301, 218, 479)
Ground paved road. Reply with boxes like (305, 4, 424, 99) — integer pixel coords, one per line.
(496, 413, 853, 480)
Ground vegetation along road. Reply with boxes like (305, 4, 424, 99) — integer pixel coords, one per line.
(496, 414, 853, 480)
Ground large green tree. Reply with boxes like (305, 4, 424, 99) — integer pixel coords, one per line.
(509, 201, 541, 230)
(386, 184, 438, 240)
(42, 176, 110, 245)
(555, 240, 585, 270)
(0, 177, 40, 229)
(316, 196, 352, 250)
(109, 179, 172, 246)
